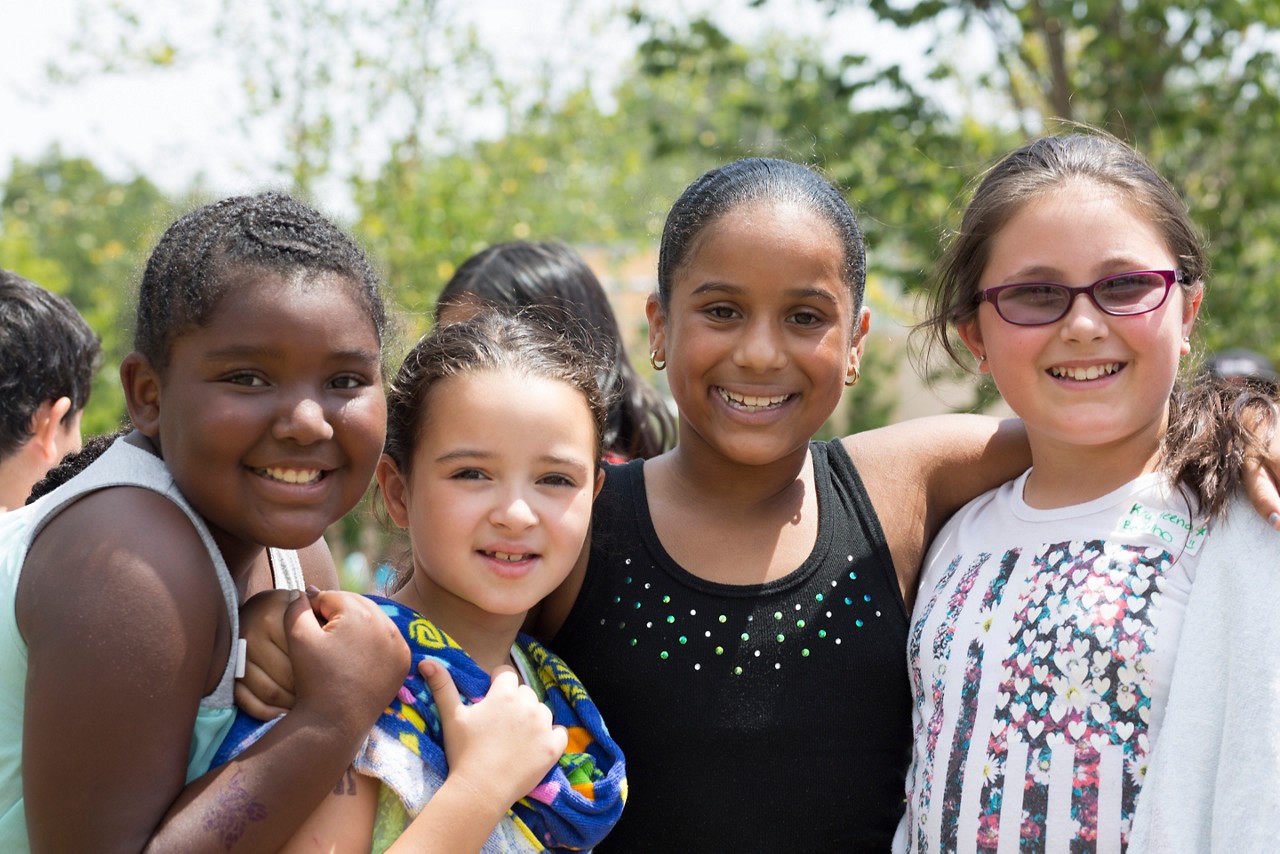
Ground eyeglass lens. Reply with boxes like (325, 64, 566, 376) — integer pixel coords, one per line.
(996, 272, 1170, 324)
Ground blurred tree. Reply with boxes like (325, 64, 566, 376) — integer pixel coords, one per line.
(1, 150, 173, 435)
(812, 0, 1280, 373)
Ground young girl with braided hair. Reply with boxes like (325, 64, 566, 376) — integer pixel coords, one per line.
(0, 191, 410, 851)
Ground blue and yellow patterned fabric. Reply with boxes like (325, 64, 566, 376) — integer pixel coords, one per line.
(214, 595, 626, 852)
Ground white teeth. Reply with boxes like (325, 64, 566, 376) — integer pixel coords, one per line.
(1049, 363, 1122, 381)
(488, 551, 531, 562)
(261, 467, 322, 484)
(718, 388, 791, 412)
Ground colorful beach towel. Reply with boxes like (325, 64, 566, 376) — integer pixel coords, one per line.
(213, 595, 626, 852)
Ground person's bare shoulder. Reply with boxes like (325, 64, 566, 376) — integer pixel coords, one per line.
(19, 485, 231, 850)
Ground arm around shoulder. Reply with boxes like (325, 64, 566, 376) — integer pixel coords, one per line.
(843, 414, 1028, 604)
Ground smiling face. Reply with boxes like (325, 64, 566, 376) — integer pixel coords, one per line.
(648, 200, 867, 469)
(379, 368, 601, 633)
(124, 266, 386, 564)
(958, 179, 1201, 464)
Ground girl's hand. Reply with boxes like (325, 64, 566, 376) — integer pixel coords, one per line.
(287, 589, 411, 731)
(1233, 390, 1280, 529)
(235, 589, 298, 718)
(422, 659, 567, 808)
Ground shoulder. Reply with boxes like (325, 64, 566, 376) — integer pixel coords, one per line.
(19, 485, 225, 648)
(296, 538, 338, 588)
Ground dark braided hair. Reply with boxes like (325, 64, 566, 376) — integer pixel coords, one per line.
(436, 241, 674, 459)
(135, 191, 385, 371)
(657, 158, 867, 317)
(25, 427, 129, 505)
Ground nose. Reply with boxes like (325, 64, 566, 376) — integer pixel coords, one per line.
(732, 318, 787, 372)
(490, 487, 537, 531)
(1059, 292, 1109, 342)
(273, 394, 335, 444)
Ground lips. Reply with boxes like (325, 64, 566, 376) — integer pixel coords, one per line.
(1048, 362, 1124, 381)
(716, 387, 794, 412)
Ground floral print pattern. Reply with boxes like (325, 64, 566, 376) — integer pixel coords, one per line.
(902, 475, 1200, 854)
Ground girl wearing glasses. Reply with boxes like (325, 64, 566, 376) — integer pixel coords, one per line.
(897, 132, 1280, 851)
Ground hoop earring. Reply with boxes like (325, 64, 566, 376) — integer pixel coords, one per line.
(845, 364, 860, 387)
(650, 350, 666, 371)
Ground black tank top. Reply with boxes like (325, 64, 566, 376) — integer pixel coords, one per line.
(552, 439, 911, 852)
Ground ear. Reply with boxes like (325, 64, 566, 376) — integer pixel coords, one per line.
(121, 351, 163, 437)
(1180, 281, 1205, 355)
(956, 317, 990, 374)
(28, 397, 74, 464)
(592, 467, 606, 501)
(645, 292, 666, 363)
(375, 454, 412, 529)
(846, 307, 871, 382)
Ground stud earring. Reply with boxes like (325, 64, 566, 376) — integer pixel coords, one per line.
(979, 353, 988, 363)
(650, 350, 666, 371)
(845, 364, 860, 387)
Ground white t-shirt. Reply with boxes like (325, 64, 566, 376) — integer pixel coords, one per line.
(896, 470, 1205, 854)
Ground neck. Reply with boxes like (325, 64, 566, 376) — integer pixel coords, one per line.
(1022, 431, 1164, 509)
(661, 431, 812, 512)
(0, 453, 40, 512)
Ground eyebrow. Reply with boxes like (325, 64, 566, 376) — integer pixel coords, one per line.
(689, 281, 840, 304)
(1001, 259, 1152, 284)
(435, 448, 592, 474)
(203, 344, 381, 363)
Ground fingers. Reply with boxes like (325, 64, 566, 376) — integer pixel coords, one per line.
(429, 662, 564, 806)
(1242, 458, 1280, 530)
(234, 653, 296, 718)
(233, 676, 290, 720)
(549, 723, 569, 755)
(420, 658, 462, 717)
(282, 587, 321, 642)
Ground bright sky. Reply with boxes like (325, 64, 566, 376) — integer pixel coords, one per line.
(0, 0, 942, 214)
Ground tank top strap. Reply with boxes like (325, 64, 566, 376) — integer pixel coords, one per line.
(268, 547, 305, 591)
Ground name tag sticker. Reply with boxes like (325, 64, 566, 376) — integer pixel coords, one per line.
(1119, 501, 1205, 555)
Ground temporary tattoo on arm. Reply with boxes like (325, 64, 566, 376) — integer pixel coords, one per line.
(334, 767, 358, 796)
(203, 768, 268, 850)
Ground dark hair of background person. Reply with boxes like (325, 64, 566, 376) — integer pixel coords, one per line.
(435, 240, 673, 460)
(134, 191, 386, 373)
(0, 269, 103, 460)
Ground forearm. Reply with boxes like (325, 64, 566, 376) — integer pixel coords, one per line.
(142, 707, 378, 853)
(384, 775, 514, 854)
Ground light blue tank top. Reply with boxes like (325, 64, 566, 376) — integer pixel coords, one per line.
(0, 438, 303, 849)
